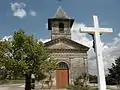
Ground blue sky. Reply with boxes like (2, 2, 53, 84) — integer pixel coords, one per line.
(0, 0, 120, 74)
(0, 0, 120, 43)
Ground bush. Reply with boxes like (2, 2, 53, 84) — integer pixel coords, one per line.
(89, 74, 98, 83)
(68, 84, 90, 90)
(68, 73, 90, 90)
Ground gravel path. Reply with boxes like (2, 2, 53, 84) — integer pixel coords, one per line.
(0, 87, 24, 90)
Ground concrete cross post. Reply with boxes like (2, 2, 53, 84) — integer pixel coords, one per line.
(80, 15, 113, 90)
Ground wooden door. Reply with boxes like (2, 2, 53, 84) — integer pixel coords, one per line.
(56, 69, 69, 88)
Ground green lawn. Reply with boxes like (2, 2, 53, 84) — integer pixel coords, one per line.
(0, 80, 24, 84)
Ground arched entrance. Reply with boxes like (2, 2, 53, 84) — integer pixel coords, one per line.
(56, 62, 69, 88)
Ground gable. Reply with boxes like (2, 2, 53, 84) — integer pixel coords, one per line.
(44, 38, 89, 51)
(48, 42, 76, 49)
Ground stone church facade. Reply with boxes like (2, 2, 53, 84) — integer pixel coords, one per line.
(45, 7, 89, 88)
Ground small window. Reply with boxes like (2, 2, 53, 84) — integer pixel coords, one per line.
(58, 62, 68, 69)
(59, 23, 64, 33)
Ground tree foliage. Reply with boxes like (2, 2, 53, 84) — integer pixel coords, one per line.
(0, 29, 56, 90)
(106, 57, 120, 85)
(68, 73, 90, 90)
(89, 74, 97, 83)
(40, 58, 58, 88)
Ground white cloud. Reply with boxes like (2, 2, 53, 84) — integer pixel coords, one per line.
(10, 2, 37, 18)
(39, 38, 51, 43)
(118, 33, 120, 37)
(71, 22, 93, 47)
(10, 2, 27, 18)
(45, 23, 48, 29)
(29, 10, 36, 16)
(0, 35, 13, 41)
(87, 34, 120, 75)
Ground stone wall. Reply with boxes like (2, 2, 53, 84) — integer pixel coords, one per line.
(51, 21, 71, 40)
(50, 52, 88, 80)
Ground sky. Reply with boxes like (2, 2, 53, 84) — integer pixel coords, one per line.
(0, 0, 120, 74)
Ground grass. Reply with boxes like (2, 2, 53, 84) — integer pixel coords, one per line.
(0, 80, 24, 84)
(89, 87, 97, 90)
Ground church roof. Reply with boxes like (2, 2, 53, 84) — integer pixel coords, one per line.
(54, 6, 69, 18)
(44, 37, 89, 52)
(48, 7, 74, 30)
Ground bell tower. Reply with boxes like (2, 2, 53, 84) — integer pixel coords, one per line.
(48, 7, 74, 40)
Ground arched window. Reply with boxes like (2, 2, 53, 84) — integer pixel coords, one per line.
(59, 23, 64, 33)
(58, 62, 68, 69)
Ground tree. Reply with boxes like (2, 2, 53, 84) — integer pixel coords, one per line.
(68, 73, 90, 90)
(0, 41, 11, 83)
(89, 74, 97, 83)
(0, 29, 50, 90)
(106, 57, 120, 88)
(40, 58, 58, 88)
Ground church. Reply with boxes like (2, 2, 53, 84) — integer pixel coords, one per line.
(44, 7, 89, 88)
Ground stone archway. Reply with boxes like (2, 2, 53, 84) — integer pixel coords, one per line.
(56, 62, 69, 88)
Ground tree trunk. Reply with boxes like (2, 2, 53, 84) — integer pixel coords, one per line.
(25, 74, 31, 90)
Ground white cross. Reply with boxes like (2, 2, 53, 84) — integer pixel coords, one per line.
(80, 15, 113, 90)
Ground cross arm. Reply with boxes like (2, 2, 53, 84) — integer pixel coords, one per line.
(80, 27, 113, 33)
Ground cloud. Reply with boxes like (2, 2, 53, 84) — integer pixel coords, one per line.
(10, 3, 27, 18)
(118, 33, 120, 37)
(10, 2, 37, 18)
(71, 22, 93, 47)
(0, 35, 50, 43)
(86, 33, 120, 75)
(45, 23, 48, 29)
(39, 38, 51, 43)
(0, 35, 13, 41)
(29, 10, 36, 16)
